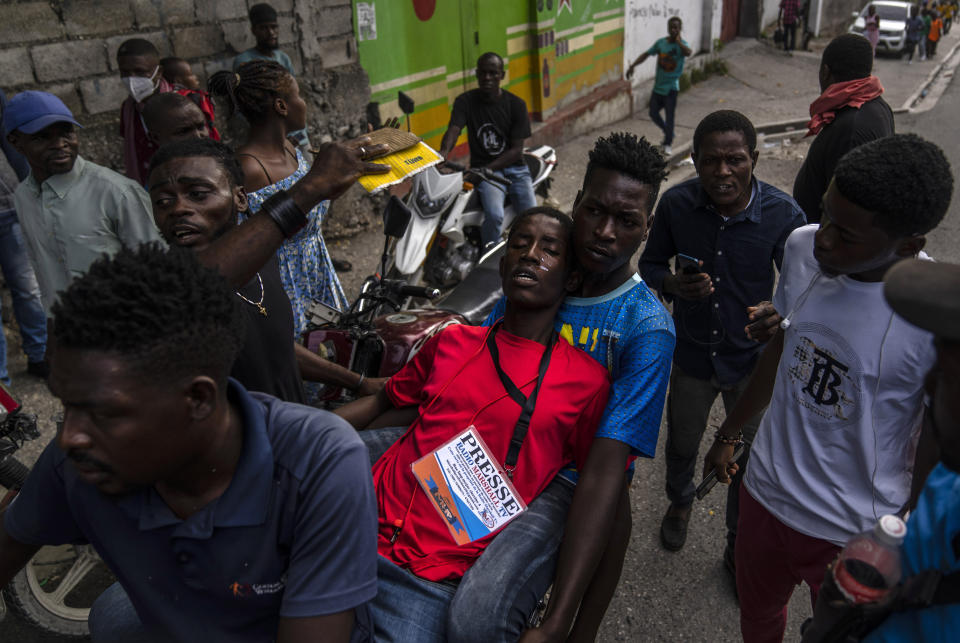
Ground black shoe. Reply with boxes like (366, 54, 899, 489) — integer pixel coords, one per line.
(331, 258, 352, 272)
(659, 504, 691, 551)
(26, 360, 49, 379)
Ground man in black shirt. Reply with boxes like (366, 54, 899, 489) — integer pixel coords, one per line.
(439, 52, 537, 248)
(793, 34, 894, 223)
(640, 110, 805, 557)
(147, 139, 380, 401)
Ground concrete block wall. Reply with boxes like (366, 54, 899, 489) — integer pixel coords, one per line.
(0, 0, 371, 188)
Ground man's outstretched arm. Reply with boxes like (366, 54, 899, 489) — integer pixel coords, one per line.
(703, 329, 784, 484)
(195, 139, 389, 288)
(524, 437, 632, 641)
(625, 51, 651, 78)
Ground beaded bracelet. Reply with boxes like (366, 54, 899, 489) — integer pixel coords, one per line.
(260, 189, 308, 238)
(713, 428, 743, 446)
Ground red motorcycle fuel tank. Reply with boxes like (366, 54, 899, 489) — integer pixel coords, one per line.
(302, 309, 466, 402)
(375, 309, 466, 376)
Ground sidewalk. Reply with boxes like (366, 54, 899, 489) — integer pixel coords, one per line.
(632, 28, 960, 159)
(543, 28, 960, 214)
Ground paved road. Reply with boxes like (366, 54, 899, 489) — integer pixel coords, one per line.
(2, 40, 959, 643)
(593, 55, 960, 643)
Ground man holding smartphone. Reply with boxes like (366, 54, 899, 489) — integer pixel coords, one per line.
(639, 110, 805, 563)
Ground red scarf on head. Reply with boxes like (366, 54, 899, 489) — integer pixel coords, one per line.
(806, 76, 884, 137)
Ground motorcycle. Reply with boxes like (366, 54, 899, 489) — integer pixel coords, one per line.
(304, 195, 475, 403)
(0, 384, 112, 638)
(392, 145, 557, 291)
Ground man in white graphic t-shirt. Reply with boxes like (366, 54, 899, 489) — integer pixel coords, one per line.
(703, 134, 954, 643)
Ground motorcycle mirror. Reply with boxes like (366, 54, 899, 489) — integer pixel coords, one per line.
(398, 91, 415, 132)
(398, 91, 415, 115)
(383, 195, 412, 239)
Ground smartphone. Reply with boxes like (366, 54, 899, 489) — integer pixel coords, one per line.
(677, 253, 701, 275)
(695, 444, 745, 500)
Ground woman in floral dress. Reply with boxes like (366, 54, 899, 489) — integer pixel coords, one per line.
(210, 61, 347, 338)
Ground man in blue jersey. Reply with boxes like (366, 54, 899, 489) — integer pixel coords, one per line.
(446, 132, 676, 642)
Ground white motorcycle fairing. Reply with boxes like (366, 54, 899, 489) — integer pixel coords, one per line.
(393, 168, 464, 275)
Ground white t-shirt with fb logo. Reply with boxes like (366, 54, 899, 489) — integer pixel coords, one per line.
(745, 225, 935, 545)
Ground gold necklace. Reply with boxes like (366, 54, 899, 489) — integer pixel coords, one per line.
(236, 272, 267, 316)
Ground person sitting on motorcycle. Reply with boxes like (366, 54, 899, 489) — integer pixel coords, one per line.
(334, 207, 611, 643)
(438, 52, 538, 249)
(147, 137, 383, 400)
(0, 243, 378, 642)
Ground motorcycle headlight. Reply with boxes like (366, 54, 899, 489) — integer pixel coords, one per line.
(416, 185, 446, 215)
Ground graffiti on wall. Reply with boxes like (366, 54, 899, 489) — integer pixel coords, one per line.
(628, 2, 682, 21)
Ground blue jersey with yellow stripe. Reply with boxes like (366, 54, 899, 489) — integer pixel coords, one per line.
(485, 273, 675, 459)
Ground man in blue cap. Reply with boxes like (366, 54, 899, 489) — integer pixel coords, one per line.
(4, 91, 161, 314)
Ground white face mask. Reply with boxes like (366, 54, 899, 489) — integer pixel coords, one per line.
(121, 66, 159, 103)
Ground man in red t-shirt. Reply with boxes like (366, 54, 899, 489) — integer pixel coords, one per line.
(336, 208, 610, 643)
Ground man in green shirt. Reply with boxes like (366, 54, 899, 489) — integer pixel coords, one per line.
(5, 91, 161, 314)
(626, 17, 693, 156)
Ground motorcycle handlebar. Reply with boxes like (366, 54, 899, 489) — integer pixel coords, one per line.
(441, 162, 511, 189)
(380, 280, 441, 300)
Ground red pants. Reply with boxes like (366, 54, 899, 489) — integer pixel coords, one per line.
(735, 485, 840, 643)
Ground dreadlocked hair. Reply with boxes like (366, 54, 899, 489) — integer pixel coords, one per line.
(51, 243, 245, 384)
(208, 60, 292, 122)
(584, 132, 669, 212)
(833, 134, 953, 237)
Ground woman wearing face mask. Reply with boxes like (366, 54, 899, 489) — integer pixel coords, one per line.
(209, 61, 348, 349)
(116, 38, 172, 184)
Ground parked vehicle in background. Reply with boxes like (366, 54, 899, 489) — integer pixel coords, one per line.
(849, 1, 912, 53)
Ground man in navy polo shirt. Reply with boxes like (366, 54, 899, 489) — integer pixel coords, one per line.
(0, 244, 377, 642)
(639, 110, 805, 562)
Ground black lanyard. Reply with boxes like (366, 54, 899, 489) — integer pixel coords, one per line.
(485, 324, 556, 477)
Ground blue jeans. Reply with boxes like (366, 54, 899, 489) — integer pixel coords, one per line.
(648, 89, 678, 146)
(370, 555, 457, 643)
(476, 164, 537, 248)
(358, 425, 407, 465)
(446, 475, 575, 643)
(0, 211, 46, 384)
(89, 583, 167, 643)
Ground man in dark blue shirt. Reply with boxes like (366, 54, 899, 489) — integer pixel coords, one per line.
(639, 110, 805, 562)
(0, 244, 377, 642)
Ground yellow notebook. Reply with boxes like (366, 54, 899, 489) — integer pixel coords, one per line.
(358, 141, 443, 193)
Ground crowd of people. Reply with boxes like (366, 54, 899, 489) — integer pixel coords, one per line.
(0, 5, 957, 642)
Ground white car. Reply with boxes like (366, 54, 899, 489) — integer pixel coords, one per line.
(848, 1, 912, 54)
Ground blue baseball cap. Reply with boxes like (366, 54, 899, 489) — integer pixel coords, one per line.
(4, 91, 82, 136)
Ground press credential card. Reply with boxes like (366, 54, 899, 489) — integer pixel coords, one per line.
(410, 426, 527, 545)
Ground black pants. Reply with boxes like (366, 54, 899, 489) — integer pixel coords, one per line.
(782, 23, 797, 51)
(649, 89, 678, 146)
(905, 39, 919, 61)
(928, 37, 938, 57)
